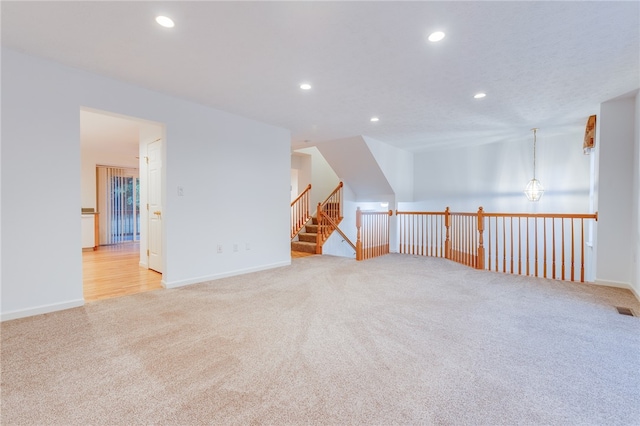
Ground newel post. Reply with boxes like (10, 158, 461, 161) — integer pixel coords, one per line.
(477, 206, 485, 270)
(315, 202, 323, 254)
(444, 207, 451, 259)
(356, 207, 363, 261)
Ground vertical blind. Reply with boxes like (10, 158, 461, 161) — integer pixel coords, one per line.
(97, 166, 139, 245)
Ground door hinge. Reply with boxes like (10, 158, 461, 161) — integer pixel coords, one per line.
(146, 203, 149, 210)
(145, 156, 149, 164)
(147, 249, 149, 256)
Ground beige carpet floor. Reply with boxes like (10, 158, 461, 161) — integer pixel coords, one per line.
(2, 254, 639, 425)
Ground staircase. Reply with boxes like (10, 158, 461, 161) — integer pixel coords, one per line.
(290, 182, 344, 256)
(291, 217, 318, 254)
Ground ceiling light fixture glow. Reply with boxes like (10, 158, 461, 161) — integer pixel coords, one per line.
(428, 31, 445, 42)
(370, 117, 379, 122)
(300, 83, 312, 90)
(474, 93, 487, 99)
(155, 16, 175, 28)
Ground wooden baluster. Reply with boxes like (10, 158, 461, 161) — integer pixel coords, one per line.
(470, 216, 474, 267)
(487, 215, 492, 271)
(388, 210, 392, 254)
(561, 218, 566, 281)
(510, 217, 514, 274)
(444, 207, 451, 260)
(502, 216, 506, 272)
(404, 214, 408, 254)
(467, 216, 472, 266)
(543, 218, 547, 278)
(477, 207, 485, 270)
(580, 218, 585, 282)
(356, 207, 362, 260)
(399, 214, 404, 254)
(534, 218, 539, 277)
(434, 215, 438, 257)
(571, 218, 575, 281)
(412, 214, 416, 255)
(552, 219, 556, 279)
(526, 218, 530, 276)
(518, 217, 522, 275)
(494, 217, 499, 272)
(417, 214, 421, 256)
(315, 202, 322, 254)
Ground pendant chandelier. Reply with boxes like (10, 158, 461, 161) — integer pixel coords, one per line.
(524, 128, 544, 202)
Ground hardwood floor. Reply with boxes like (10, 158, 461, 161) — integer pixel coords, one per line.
(291, 250, 315, 258)
(84, 245, 313, 301)
(83, 242, 162, 302)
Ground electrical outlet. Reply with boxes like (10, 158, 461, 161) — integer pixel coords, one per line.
(177, 186, 184, 196)
(217, 244, 223, 253)
(233, 243, 238, 252)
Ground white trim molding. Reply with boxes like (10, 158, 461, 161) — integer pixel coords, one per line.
(1, 299, 85, 322)
(162, 260, 291, 289)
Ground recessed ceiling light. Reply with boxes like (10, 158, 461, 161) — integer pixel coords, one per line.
(474, 93, 487, 99)
(370, 117, 379, 122)
(428, 31, 445, 42)
(155, 16, 175, 28)
(300, 83, 312, 90)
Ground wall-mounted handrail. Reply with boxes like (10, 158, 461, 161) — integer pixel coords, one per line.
(320, 210, 356, 251)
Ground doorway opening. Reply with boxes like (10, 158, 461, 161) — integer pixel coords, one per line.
(80, 107, 165, 301)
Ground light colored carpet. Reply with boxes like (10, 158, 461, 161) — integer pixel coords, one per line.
(2, 254, 639, 425)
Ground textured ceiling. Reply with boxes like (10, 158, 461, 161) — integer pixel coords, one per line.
(2, 1, 639, 152)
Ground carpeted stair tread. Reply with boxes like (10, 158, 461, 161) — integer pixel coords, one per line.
(305, 224, 318, 233)
(298, 232, 317, 243)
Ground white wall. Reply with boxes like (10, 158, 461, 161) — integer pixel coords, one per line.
(1, 48, 291, 320)
(291, 152, 312, 202)
(410, 130, 591, 213)
(594, 93, 637, 292)
(315, 136, 394, 200)
(294, 146, 340, 211)
(363, 136, 414, 202)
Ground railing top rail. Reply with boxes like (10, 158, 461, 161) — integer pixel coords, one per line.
(319, 181, 343, 207)
(482, 212, 598, 220)
(396, 210, 446, 215)
(290, 184, 312, 207)
(360, 210, 393, 216)
(397, 209, 597, 221)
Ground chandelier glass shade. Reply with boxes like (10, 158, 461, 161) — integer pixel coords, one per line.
(524, 178, 544, 202)
(524, 128, 544, 202)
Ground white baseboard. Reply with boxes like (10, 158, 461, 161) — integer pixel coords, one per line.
(139, 261, 148, 268)
(1, 299, 85, 322)
(162, 260, 291, 289)
(593, 279, 640, 301)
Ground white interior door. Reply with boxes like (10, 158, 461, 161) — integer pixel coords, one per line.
(147, 139, 163, 273)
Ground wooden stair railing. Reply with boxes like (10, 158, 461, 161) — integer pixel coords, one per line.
(291, 184, 312, 239)
(356, 208, 393, 261)
(315, 182, 343, 254)
(397, 207, 598, 283)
